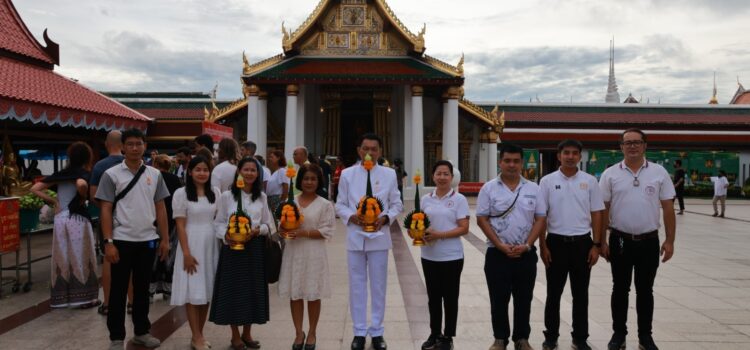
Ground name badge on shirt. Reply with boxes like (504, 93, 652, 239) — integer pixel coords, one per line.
(146, 176, 152, 186)
(580, 182, 588, 190)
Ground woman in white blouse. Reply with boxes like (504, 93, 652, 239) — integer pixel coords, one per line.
(277, 164, 335, 350)
(419, 160, 470, 350)
(209, 157, 274, 350)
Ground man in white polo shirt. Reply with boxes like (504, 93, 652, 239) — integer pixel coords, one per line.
(712, 170, 730, 217)
(477, 143, 547, 350)
(599, 128, 676, 350)
(96, 128, 171, 350)
(539, 139, 604, 350)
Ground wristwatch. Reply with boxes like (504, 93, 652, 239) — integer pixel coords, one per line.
(105, 239, 114, 245)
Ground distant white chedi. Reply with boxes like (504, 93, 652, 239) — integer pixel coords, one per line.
(605, 38, 620, 104)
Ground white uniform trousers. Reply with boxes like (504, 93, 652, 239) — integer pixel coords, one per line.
(347, 249, 389, 337)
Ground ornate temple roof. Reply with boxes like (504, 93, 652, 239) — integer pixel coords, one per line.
(281, 0, 426, 55)
(0, 0, 150, 131)
(244, 56, 462, 85)
(730, 82, 750, 104)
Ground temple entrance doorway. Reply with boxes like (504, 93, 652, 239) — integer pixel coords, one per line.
(339, 99, 373, 166)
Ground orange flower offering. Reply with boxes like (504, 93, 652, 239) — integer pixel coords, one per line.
(363, 153, 374, 171)
(285, 161, 296, 178)
(404, 168, 430, 246)
(235, 175, 245, 189)
(413, 169, 422, 185)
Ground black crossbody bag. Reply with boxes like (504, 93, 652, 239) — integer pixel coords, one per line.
(113, 165, 147, 213)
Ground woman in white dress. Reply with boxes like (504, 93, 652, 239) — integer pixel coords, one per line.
(278, 163, 335, 350)
(170, 156, 221, 350)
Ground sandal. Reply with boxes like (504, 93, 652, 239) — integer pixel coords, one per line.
(75, 299, 102, 309)
(97, 304, 108, 316)
(230, 341, 247, 350)
(241, 337, 261, 349)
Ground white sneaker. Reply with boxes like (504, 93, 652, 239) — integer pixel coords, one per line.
(132, 333, 161, 348)
(109, 340, 124, 350)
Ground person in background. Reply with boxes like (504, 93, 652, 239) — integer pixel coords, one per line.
(278, 163, 335, 350)
(211, 138, 240, 193)
(195, 147, 215, 169)
(170, 156, 221, 350)
(672, 159, 685, 215)
(150, 155, 183, 301)
(266, 150, 289, 215)
(255, 155, 272, 192)
(31, 142, 100, 309)
(393, 159, 406, 202)
(89, 130, 127, 316)
(332, 156, 344, 203)
(194, 134, 214, 154)
(175, 147, 192, 186)
(712, 170, 730, 218)
(241, 141, 257, 158)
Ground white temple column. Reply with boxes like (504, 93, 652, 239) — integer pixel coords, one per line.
(296, 85, 305, 147)
(284, 84, 299, 161)
(488, 136, 498, 180)
(403, 85, 412, 187)
(442, 86, 460, 165)
(245, 84, 260, 146)
(479, 142, 489, 182)
(411, 85, 424, 178)
(257, 91, 268, 158)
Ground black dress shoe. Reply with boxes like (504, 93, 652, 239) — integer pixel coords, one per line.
(607, 333, 626, 350)
(371, 336, 387, 350)
(421, 334, 438, 350)
(351, 336, 366, 350)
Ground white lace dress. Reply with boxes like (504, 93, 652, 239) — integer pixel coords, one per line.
(170, 187, 221, 305)
(277, 195, 335, 300)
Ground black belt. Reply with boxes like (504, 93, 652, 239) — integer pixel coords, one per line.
(610, 228, 658, 241)
(547, 233, 590, 243)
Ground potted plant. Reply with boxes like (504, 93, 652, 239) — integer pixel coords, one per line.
(18, 190, 54, 231)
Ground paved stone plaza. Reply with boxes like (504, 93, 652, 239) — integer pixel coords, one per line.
(1, 198, 749, 350)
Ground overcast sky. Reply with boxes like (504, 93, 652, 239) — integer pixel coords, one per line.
(14, 0, 750, 103)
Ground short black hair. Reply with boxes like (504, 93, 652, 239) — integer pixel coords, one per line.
(621, 128, 647, 143)
(194, 134, 214, 151)
(719, 170, 727, 176)
(242, 141, 257, 155)
(674, 159, 682, 166)
(121, 128, 146, 143)
(176, 147, 191, 157)
(358, 133, 383, 149)
(295, 163, 325, 193)
(499, 143, 523, 158)
(432, 160, 454, 175)
(557, 139, 583, 152)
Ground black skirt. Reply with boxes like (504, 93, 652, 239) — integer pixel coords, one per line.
(209, 236, 269, 325)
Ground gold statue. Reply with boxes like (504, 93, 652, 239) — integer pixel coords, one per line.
(2, 135, 32, 196)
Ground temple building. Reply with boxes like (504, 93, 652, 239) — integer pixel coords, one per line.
(208, 0, 502, 187)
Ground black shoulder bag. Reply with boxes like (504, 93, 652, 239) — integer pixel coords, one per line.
(113, 165, 147, 211)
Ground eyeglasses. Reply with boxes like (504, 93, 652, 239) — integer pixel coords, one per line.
(621, 140, 644, 147)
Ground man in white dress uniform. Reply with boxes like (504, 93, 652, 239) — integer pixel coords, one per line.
(335, 133, 403, 350)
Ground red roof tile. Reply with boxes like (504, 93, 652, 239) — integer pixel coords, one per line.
(0, 0, 54, 64)
(733, 92, 750, 105)
(0, 56, 149, 121)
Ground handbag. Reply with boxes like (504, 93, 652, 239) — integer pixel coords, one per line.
(264, 234, 283, 284)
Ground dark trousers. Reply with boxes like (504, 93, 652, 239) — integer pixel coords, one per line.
(422, 258, 464, 337)
(674, 188, 685, 211)
(608, 234, 660, 339)
(484, 247, 537, 341)
(108, 240, 157, 341)
(543, 235, 592, 342)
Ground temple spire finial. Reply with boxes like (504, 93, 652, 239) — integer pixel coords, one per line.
(605, 37, 620, 103)
(709, 71, 719, 104)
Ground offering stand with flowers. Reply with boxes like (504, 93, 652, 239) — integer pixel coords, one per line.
(357, 154, 384, 232)
(275, 162, 304, 238)
(404, 170, 430, 246)
(226, 175, 252, 250)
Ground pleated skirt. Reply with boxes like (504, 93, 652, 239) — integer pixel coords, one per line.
(209, 236, 269, 325)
